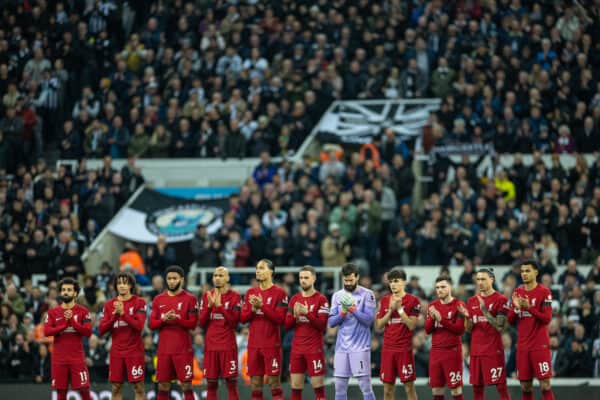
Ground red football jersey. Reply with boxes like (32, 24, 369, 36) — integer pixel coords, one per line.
(377, 293, 421, 351)
(98, 295, 146, 357)
(284, 291, 329, 352)
(508, 284, 552, 351)
(240, 284, 288, 349)
(199, 289, 242, 352)
(43, 304, 92, 364)
(149, 290, 199, 355)
(424, 298, 465, 349)
(467, 292, 508, 356)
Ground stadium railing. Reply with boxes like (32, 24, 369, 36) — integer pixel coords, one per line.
(185, 264, 597, 294)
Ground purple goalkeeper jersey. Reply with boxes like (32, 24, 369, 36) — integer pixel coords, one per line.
(328, 286, 376, 353)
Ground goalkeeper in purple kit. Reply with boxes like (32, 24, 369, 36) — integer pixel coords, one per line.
(328, 263, 377, 400)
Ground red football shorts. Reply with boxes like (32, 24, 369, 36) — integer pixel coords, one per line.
(470, 353, 506, 385)
(247, 347, 282, 377)
(289, 351, 326, 377)
(429, 347, 463, 388)
(156, 353, 194, 382)
(51, 362, 90, 390)
(204, 350, 238, 380)
(380, 350, 416, 383)
(109, 354, 145, 383)
(517, 348, 553, 381)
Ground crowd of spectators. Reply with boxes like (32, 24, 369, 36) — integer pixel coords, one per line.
(1, 0, 600, 386)
(0, 0, 598, 172)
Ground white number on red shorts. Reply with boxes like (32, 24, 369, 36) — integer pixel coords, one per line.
(229, 360, 236, 372)
(490, 367, 503, 380)
(185, 364, 192, 378)
(449, 371, 462, 384)
(538, 362, 550, 374)
(312, 359, 323, 371)
(79, 371, 88, 384)
(402, 364, 414, 376)
(272, 358, 279, 370)
(131, 366, 143, 378)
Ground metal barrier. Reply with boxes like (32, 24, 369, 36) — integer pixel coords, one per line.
(185, 264, 596, 295)
(186, 265, 343, 294)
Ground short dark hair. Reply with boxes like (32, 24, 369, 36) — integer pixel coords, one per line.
(435, 276, 452, 285)
(300, 265, 316, 276)
(477, 267, 496, 281)
(517, 259, 540, 271)
(388, 268, 407, 281)
(341, 263, 359, 277)
(58, 277, 80, 294)
(165, 265, 185, 277)
(258, 258, 274, 273)
(113, 271, 136, 293)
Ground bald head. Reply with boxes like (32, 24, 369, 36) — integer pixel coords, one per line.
(213, 266, 230, 288)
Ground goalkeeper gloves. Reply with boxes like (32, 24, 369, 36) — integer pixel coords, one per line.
(339, 293, 356, 315)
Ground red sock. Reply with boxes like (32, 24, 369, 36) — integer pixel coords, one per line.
(207, 380, 219, 400)
(497, 382, 511, 400)
(57, 390, 67, 400)
(473, 385, 484, 400)
(291, 388, 303, 400)
(251, 389, 263, 400)
(78, 389, 91, 400)
(314, 386, 326, 400)
(522, 392, 533, 400)
(434, 396, 445, 400)
(271, 387, 283, 400)
(184, 389, 195, 400)
(542, 389, 555, 400)
(157, 390, 170, 400)
(453, 395, 464, 400)
(226, 379, 239, 400)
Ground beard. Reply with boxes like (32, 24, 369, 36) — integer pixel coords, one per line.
(344, 283, 357, 292)
(59, 295, 74, 304)
(168, 282, 181, 292)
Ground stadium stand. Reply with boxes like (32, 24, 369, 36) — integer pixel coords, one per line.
(0, 0, 599, 390)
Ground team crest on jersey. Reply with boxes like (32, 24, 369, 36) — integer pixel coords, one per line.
(447, 311, 452, 318)
(532, 299, 536, 306)
(309, 304, 315, 312)
(129, 307, 134, 315)
(225, 301, 230, 309)
(267, 297, 272, 305)
(178, 302, 183, 310)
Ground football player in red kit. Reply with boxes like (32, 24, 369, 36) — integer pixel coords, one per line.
(240, 259, 288, 400)
(507, 260, 555, 400)
(199, 266, 242, 400)
(460, 268, 510, 400)
(99, 272, 147, 400)
(43, 278, 93, 400)
(375, 268, 420, 400)
(284, 266, 329, 400)
(425, 276, 466, 400)
(149, 265, 199, 400)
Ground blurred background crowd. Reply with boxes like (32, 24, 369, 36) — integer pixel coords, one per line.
(0, 0, 599, 384)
